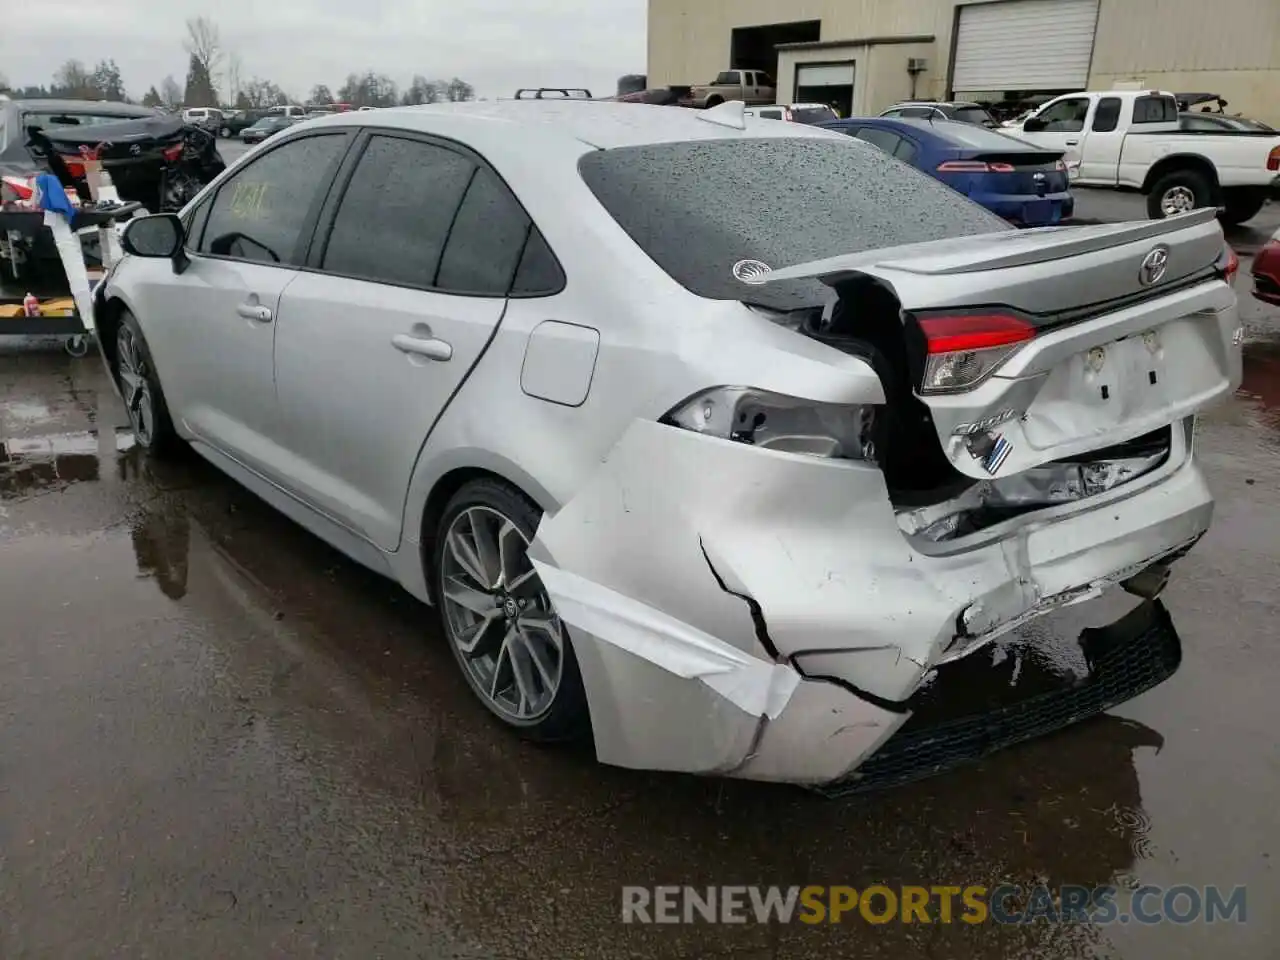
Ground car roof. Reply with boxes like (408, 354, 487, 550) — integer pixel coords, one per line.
(10, 98, 156, 118)
(886, 100, 983, 110)
(295, 100, 844, 150)
(832, 115, 1040, 148)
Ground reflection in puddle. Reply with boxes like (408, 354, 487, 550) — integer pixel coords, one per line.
(1239, 340, 1280, 435)
(0, 428, 136, 499)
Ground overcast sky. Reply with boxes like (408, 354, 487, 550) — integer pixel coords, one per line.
(7, 0, 648, 101)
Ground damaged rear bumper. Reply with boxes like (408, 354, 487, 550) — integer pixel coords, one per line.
(529, 419, 1211, 785)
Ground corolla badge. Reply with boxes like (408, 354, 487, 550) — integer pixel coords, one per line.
(732, 259, 772, 284)
(1139, 245, 1170, 286)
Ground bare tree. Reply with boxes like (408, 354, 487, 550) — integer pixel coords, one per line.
(0, 71, 9, 93)
(52, 59, 95, 98)
(184, 16, 224, 94)
(225, 52, 243, 107)
(160, 75, 183, 111)
(444, 78, 475, 102)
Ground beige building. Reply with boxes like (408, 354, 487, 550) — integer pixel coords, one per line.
(647, 0, 1280, 124)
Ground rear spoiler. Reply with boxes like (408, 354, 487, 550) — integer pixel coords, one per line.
(751, 209, 1220, 286)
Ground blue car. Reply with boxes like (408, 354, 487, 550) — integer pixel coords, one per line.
(820, 117, 1074, 226)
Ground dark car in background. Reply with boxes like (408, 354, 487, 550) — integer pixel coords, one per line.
(0, 98, 225, 212)
(239, 115, 299, 144)
(822, 116, 1073, 226)
(879, 100, 998, 127)
(1180, 112, 1275, 133)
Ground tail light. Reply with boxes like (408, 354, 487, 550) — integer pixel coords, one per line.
(936, 160, 1015, 173)
(916, 313, 1036, 394)
(64, 159, 86, 178)
(783, 108, 794, 122)
(1220, 244, 1239, 282)
(1054, 159, 1067, 172)
(1267, 146, 1280, 172)
(163, 143, 184, 162)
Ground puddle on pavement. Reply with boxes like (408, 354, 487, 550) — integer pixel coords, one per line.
(0, 427, 137, 499)
(1238, 339, 1280, 436)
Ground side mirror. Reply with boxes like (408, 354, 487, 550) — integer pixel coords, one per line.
(1022, 117, 1047, 132)
(121, 213, 189, 273)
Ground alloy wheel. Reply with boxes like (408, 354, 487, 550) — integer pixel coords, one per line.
(1161, 186, 1196, 216)
(116, 326, 156, 447)
(439, 505, 565, 723)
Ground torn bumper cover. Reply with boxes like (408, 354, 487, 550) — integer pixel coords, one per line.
(528, 419, 1212, 785)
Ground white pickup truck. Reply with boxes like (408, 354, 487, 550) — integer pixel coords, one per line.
(1006, 89, 1280, 224)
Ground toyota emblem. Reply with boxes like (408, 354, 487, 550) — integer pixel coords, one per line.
(129, 143, 141, 156)
(1139, 246, 1170, 286)
(732, 259, 772, 284)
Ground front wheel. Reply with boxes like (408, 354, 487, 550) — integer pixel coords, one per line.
(1219, 189, 1267, 227)
(433, 479, 590, 742)
(1147, 169, 1213, 219)
(115, 310, 181, 457)
(219, 125, 231, 138)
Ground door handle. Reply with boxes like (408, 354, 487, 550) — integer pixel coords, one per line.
(236, 302, 272, 322)
(392, 333, 453, 361)
(1065, 139, 1079, 146)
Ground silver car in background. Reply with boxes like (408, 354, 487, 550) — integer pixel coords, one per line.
(93, 101, 1242, 788)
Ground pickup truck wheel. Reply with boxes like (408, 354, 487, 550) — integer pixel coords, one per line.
(1147, 170, 1212, 219)
(705, 95, 724, 108)
(1219, 190, 1267, 227)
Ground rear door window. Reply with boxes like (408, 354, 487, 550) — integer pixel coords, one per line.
(578, 138, 1006, 311)
(436, 167, 532, 295)
(320, 135, 474, 288)
(199, 133, 348, 265)
(855, 127, 902, 155)
(1092, 97, 1122, 132)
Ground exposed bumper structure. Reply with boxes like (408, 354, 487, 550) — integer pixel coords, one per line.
(528, 418, 1213, 785)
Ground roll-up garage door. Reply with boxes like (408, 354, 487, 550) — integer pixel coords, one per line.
(952, 0, 1099, 92)
(796, 63, 855, 88)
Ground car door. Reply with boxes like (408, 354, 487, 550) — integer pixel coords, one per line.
(1019, 95, 1093, 169)
(272, 132, 526, 550)
(1076, 95, 1124, 183)
(140, 131, 350, 475)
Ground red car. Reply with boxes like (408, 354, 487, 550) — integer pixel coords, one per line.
(1252, 228, 1280, 305)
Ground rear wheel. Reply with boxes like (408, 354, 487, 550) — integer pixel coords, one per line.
(433, 479, 590, 742)
(1147, 169, 1213, 219)
(1219, 189, 1267, 227)
(219, 125, 231, 138)
(115, 310, 181, 457)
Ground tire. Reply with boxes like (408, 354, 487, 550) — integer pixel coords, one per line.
(1219, 189, 1267, 227)
(433, 478, 590, 742)
(1146, 169, 1213, 219)
(64, 334, 89, 358)
(219, 125, 231, 138)
(705, 95, 724, 108)
(114, 310, 182, 457)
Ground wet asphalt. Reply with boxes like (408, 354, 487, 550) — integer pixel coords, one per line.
(2, 236, 1279, 956)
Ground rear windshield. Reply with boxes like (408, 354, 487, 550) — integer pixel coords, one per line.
(932, 122, 1036, 150)
(791, 106, 837, 124)
(578, 137, 1007, 310)
(1134, 96, 1179, 124)
(951, 106, 995, 126)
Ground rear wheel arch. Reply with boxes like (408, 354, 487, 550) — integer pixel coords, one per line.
(418, 464, 557, 597)
(96, 294, 129, 373)
(1141, 155, 1219, 196)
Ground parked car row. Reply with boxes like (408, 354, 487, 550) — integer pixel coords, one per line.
(92, 100, 1242, 789)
